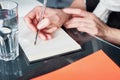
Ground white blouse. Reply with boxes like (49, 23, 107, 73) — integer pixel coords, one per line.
(101, 0, 120, 11)
(91, 0, 120, 23)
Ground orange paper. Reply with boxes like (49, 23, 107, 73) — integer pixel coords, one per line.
(31, 50, 120, 80)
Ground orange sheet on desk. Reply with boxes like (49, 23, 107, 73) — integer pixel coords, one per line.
(31, 50, 120, 80)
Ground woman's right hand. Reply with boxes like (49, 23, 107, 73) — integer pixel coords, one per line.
(24, 6, 69, 40)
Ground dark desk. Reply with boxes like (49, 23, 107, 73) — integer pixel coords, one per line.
(0, 28, 120, 80)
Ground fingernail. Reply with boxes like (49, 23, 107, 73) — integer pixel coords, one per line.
(62, 8, 68, 12)
(37, 18, 50, 30)
(47, 34, 52, 40)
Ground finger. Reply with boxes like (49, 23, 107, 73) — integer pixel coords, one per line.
(38, 31, 52, 40)
(46, 34, 52, 40)
(65, 18, 91, 28)
(38, 31, 46, 40)
(65, 22, 82, 28)
(77, 26, 98, 35)
(65, 18, 81, 25)
(24, 17, 37, 32)
(38, 32, 49, 40)
(37, 18, 51, 30)
(42, 24, 58, 33)
(24, 9, 36, 19)
(63, 8, 90, 17)
(66, 22, 89, 32)
(24, 9, 40, 32)
(65, 20, 92, 29)
(66, 21, 98, 35)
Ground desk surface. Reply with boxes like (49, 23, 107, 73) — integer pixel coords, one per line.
(0, 28, 120, 80)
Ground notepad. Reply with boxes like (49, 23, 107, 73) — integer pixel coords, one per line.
(19, 17, 81, 62)
(31, 50, 120, 80)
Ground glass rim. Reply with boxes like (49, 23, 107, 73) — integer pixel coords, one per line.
(0, 0, 18, 10)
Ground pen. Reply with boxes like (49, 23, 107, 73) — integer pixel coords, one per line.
(34, 0, 47, 45)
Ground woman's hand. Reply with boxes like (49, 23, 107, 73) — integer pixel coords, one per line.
(24, 6, 69, 40)
(63, 8, 110, 38)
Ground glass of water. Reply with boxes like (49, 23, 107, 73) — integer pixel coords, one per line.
(0, 0, 19, 61)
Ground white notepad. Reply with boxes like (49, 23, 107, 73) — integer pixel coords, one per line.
(19, 17, 81, 62)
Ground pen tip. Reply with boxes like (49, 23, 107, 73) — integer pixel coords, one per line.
(34, 41, 36, 45)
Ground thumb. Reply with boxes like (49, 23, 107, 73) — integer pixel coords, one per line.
(63, 8, 90, 17)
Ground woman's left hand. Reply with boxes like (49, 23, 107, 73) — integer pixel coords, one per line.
(63, 8, 110, 38)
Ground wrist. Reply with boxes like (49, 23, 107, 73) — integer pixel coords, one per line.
(96, 23, 111, 40)
(100, 27, 118, 44)
(55, 9, 71, 24)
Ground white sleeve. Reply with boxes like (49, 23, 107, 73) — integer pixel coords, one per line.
(93, 0, 120, 23)
(101, 0, 120, 11)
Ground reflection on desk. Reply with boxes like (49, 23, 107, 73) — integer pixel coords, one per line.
(0, 58, 22, 80)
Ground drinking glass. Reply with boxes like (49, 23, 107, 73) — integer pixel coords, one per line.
(0, 0, 19, 61)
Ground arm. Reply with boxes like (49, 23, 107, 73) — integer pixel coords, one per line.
(103, 27, 120, 45)
(70, 0, 86, 10)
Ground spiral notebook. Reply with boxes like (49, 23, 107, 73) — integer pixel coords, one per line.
(19, 17, 81, 62)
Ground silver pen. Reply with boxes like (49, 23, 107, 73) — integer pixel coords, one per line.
(34, 0, 47, 45)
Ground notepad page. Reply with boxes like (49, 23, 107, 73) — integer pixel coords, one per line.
(19, 17, 81, 62)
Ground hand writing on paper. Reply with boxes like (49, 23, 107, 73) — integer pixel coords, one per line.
(24, 6, 69, 40)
